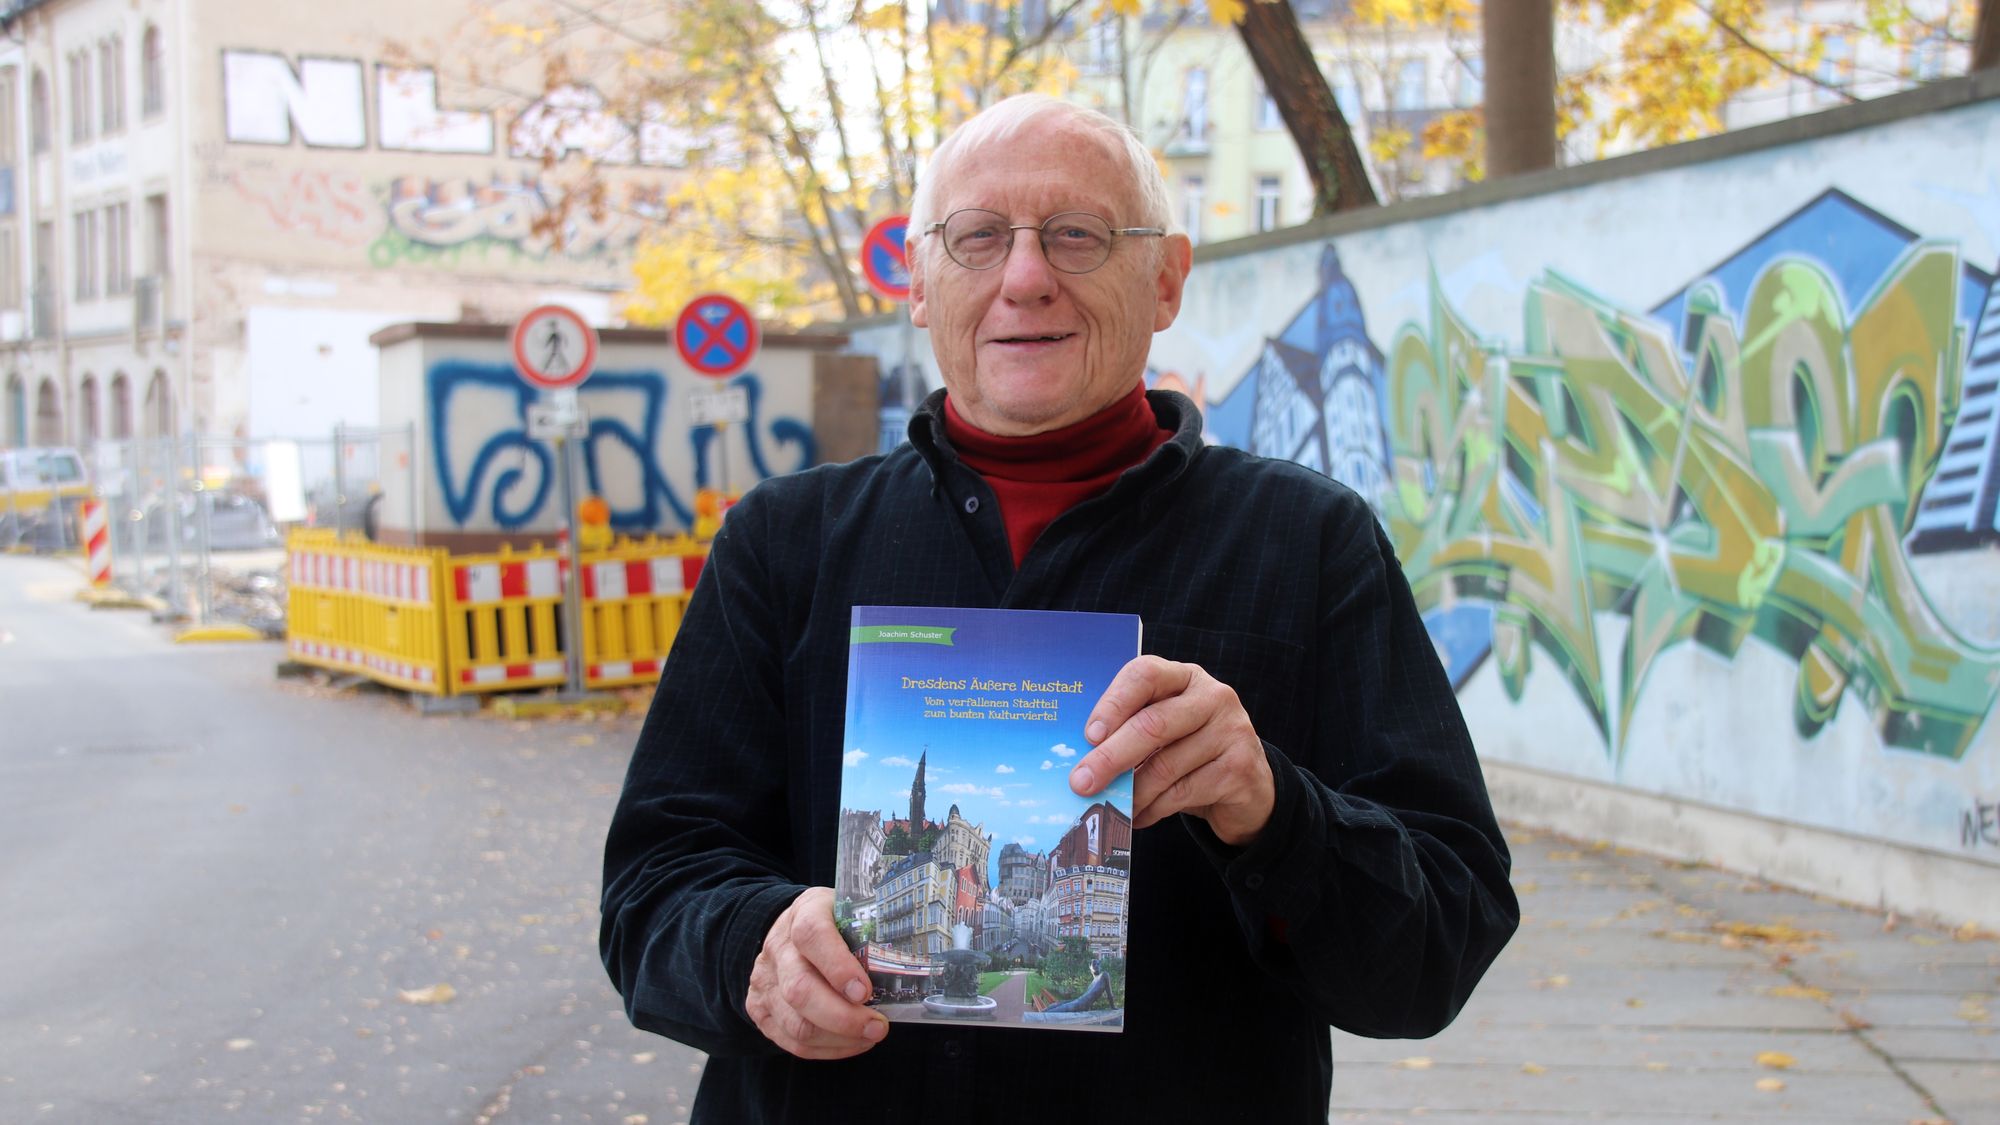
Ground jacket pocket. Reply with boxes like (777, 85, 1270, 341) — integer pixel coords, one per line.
(1141, 623, 1307, 752)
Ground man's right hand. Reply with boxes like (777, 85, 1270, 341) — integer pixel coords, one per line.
(745, 886, 889, 1059)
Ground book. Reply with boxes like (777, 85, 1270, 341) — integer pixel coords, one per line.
(833, 605, 1142, 1032)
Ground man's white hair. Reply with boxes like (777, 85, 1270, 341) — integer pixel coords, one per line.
(907, 94, 1175, 240)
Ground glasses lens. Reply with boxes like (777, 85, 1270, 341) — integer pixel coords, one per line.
(942, 210, 1009, 270)
(1041, 213, 1112, 274)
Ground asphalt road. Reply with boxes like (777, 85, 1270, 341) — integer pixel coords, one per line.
(0, 555, 704, 1123)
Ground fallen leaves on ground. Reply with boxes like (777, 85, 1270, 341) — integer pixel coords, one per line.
(1521, 1062, 1547, 1075)
(1392, 1057, 1433, 1070)
(1754, 1051, 1796, 1069)
(1531, 974, 1571, 989)
(1839, 1008, 1873, 1030)
(1766, 985, 1830, 1001)
(398, 983, 457, 1005)
(1755, 1077, 1786, 1092)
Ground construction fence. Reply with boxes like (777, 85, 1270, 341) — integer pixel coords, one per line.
(56, 425, 413, 631)
(284, 529, 707, 698)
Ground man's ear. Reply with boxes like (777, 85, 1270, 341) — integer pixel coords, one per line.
(1152, 233, 1193, 332)
(909, 240, 929, 328)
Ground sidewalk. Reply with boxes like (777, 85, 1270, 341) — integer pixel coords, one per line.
(1329, 825, 1999, 1122)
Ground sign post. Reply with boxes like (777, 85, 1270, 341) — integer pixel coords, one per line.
(512, 304, 599, 701)
(675, 293, 762, 499)
(860, 215, 917, 435)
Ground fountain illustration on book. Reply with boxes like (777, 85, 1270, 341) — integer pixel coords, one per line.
(922, 923, 997, 1021)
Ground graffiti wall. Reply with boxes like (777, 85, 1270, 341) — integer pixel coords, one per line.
(1152, 94, 2000, 863)
(208, 48, 685, 273)
(375, 328, 823, 542)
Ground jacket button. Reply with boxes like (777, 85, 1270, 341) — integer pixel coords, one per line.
(943, 1039, 962, 1059)
(1245, 873, 1265, 890)
(963, 496, 979, 514)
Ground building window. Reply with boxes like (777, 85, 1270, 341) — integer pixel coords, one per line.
(99, 36, 124, 135)
(1255, 176, 1281, 233)
(72, 209, 97, 299)
(109, 372, 130, 439)
(0, 68, 16, 168)
(104, 202, 129, 295)
(142, 26, 164, 118)
(29, 70, 49, 154)
(1815, 35, 1854, 104)
(1330, 66, 1362, 122)
(145, 368, 171, 438)
(79, 375, 98, 444)
(145, 193, 169, 277)
(1458, 57, 1484, 107)
(1181, 175, 1203, 246)
(1393, 59, 1425, 111)
(1255, 82, 1282, 131)
(67, 51, 93, 144)
(1182, 66, 1208, 142)
(0, 228, 16, 308)
(1085, 18, 1118, 74)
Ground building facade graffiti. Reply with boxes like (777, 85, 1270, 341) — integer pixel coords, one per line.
(375, 324, 830, 544)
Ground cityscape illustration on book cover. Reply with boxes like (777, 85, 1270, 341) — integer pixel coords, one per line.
(835, 605, 1142, 1032)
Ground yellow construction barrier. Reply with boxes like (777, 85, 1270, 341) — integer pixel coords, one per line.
(286, 530, 707, 699)
(286, 530, 452, 694)
(575, 535, 706, 689)
(442, 544, 570, 694)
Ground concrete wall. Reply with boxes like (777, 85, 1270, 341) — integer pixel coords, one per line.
(372, 323, 835, 549)
(844, 76, 2000, 924)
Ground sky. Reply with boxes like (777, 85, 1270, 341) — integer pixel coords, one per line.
(838, 605, 1140, 889)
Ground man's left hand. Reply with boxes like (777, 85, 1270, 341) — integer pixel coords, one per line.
(1069, 656, 1274, 847)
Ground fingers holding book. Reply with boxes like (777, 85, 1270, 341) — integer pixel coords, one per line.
(747, 887, 890, 1059)
(1072, 655, 1275, 848)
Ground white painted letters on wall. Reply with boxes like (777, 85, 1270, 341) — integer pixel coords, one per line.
(377, 67, 495, 154)
(223, 51, 366, 148)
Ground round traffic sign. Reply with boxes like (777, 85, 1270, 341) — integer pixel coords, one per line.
(860, 215, 911, 302)
(675, 293, 761, 378)
(511, 305, 599, 389)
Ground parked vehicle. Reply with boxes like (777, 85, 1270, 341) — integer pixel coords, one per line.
(0, 446, 91, 549)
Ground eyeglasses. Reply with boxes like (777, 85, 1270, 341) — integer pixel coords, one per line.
(924, 209, 1166, 275)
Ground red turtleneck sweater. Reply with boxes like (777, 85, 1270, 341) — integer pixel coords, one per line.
(943, 383, 1172, 567)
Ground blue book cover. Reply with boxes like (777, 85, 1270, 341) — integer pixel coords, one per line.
(833, 605, 1142, 1032)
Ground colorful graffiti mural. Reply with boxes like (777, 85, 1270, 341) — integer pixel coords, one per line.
(1199, 190, 2000, 769)
(426, 362, 816, 531)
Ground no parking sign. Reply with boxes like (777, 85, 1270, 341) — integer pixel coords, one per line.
(860, 215, 911, 302)
(675, 294, 761, 379)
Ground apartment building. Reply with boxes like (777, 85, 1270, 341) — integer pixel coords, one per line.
(0, 0, 676, 468)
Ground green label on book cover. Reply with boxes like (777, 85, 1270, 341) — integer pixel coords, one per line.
(849, 625, 957, 645)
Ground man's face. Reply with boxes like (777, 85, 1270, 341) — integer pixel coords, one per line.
(909, 120, 1193, 437)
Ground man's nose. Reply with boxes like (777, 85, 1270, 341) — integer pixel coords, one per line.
(998, 226, 1057, 302)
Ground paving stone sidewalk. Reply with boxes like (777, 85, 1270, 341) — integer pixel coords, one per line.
(1329, 825, 2000, 1123)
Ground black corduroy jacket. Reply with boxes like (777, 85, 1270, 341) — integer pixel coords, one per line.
(602, 389, 1519, 1123)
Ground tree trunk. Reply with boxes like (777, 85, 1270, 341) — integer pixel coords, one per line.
(1483, 0, 1556, 177)
(1975, 0, 1998, 73)
(1236, 0, 1377, 214)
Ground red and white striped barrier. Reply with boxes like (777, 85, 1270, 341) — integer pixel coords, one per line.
(80, 500, 110, 587)
(452, 557, 563, 605)
(578, 555, 704, 600)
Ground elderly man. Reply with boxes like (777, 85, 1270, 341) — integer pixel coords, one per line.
(601, 94, 1518, 1122)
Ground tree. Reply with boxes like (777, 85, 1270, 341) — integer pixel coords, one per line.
(1483, 0, 1555, 176)
(1448, 0, 1989, 181)
(449, 0, 1080, 326)
(1236, 0, 1379, 211)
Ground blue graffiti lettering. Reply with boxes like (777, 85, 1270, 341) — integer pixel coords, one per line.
(427, 360, 816, 530)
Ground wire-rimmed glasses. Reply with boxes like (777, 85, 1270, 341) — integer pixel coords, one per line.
(924, 209, 1166, 275)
